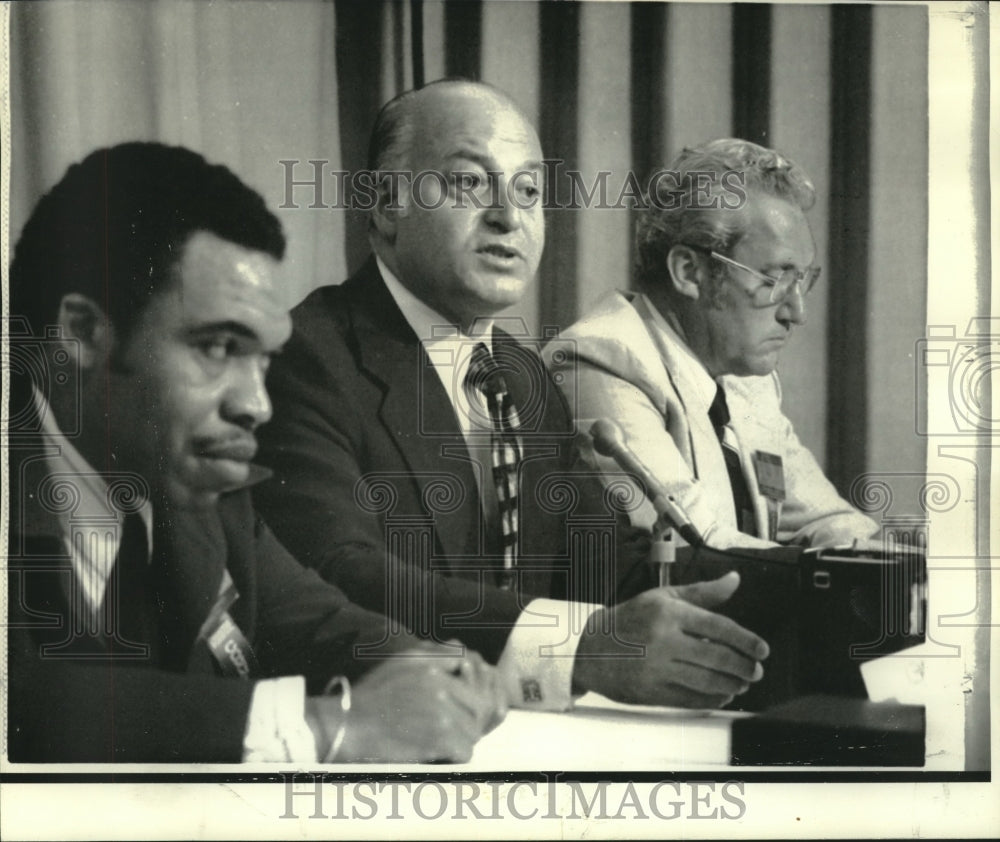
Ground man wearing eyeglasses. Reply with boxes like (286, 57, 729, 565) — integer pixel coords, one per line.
(544, 138, 877, 552)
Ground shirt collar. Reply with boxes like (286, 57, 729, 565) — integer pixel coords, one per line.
(375, 254, 494, 349)
(33, 387, 154, 611)
(33, 386, 154, 533)
(375, 254, 495, 439)
(640, 293, 721, 417)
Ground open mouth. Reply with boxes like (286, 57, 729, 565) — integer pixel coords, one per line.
(477, 243, 522, 261)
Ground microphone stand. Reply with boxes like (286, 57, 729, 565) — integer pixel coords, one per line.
(649, 512, 685, 587)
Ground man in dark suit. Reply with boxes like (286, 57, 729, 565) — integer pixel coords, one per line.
(256, 80, 769, 712)
(5, 142, 503, 763)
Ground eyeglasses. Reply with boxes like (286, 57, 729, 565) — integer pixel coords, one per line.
(705, 249, 822, 306)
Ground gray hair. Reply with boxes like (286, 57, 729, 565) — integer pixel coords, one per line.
(635, 138, 815, 290)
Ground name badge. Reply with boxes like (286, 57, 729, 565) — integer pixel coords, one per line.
(197, 570, 258, 680)
(753, 451, 785, 542)
(753, 451, 786, 502)
(206, 614, 256, 679)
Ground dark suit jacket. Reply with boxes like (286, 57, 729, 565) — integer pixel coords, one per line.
(255, 259, 625, 664)
(6, 421, 399, 763)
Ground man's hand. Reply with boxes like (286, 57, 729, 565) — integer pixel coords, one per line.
(572, 572, 769, 708)
(306, 646, 507, 763)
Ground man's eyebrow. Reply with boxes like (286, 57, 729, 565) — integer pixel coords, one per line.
(444, 149, 545, 173)
(443, 149, 495, 170)
(185, 321, 259, 342)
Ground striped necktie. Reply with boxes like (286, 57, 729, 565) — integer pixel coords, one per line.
(708, 384, 757, 536)
(464, 342, 522, 590)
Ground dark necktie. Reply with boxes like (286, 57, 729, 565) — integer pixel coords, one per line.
(708, 384, 757, 536)
(463, 342, 522, 590)
(102, 512, 155, 657)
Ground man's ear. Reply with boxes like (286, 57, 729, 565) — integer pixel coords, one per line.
(665, 245, 704, 302)
(56, 294, 114, 371)
(370, 174, 407, 243)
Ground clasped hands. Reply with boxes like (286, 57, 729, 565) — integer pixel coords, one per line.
(306, 641, 506, 764)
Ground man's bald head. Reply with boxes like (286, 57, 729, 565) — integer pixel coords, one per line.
(367, 79, 528, 175)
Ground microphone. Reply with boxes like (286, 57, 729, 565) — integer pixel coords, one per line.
(590, 419, 704, 547)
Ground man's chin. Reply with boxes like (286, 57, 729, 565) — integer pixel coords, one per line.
(733, 355, 779, 378)
(163, 472, 247, 511)
(470, 279, 532, 317)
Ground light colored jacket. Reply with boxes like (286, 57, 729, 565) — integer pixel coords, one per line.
(544, 291, 878, 550)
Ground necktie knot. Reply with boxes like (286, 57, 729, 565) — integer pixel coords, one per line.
(464, 342, 521, 435)
(465, 342, 504, 397)
(709, 383, 731, 436)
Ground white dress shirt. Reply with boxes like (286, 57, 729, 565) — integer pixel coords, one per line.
(377, 256, 598, 711)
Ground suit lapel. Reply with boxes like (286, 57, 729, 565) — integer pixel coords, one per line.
(635, 297, 743, 529)
(12, 534, 80, 651)
(634, 296, 719, 479)
(8, 432, 86, 655)
(7, 436, 64, 554)
(344, 262, 480, 564)
(8, 435, 146, 658)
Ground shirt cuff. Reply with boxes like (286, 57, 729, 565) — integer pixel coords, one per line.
(497, 598, 601, 711)
(242, 676, 317, 763)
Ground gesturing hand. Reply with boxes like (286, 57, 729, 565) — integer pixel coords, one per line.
(306, 646, 506, 763)
(572, 572, 769, 709)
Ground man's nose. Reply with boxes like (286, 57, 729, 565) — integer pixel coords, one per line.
(483, 178, 522, 231)
(223, 359, 273, 429)
(777, 282, 807, 326)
